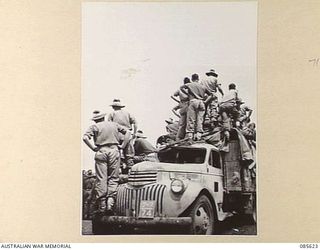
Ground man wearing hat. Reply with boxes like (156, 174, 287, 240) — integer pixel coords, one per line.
(181, 73, 211, 140)
(83, 110, 130, 213)
(201, 69, 224, 129)
(201, 69, 224, 97)
(133, 130, 157, 163)
(108, 99, 137, 168)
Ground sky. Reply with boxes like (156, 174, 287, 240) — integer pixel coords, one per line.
(82, 2, 257, 170)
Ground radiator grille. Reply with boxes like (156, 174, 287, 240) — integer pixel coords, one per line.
(115, 184, 166, 217)
(127, 171, 157, 186)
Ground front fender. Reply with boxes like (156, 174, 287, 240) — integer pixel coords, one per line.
(162, 181, 204, 217)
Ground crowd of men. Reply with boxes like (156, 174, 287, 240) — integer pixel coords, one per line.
(82, 99, 157, 216)
(82, 68, 256, 218)
(166, 69, 256, 144)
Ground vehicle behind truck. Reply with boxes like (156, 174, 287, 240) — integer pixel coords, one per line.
(92, 128, 256, 234)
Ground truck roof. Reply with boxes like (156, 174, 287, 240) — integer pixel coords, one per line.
(170, 141, 219, 151)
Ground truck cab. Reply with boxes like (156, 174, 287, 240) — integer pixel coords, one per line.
(93, 129, 256, 234)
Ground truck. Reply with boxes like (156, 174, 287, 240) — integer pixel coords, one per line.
(92, 128, 256, 234)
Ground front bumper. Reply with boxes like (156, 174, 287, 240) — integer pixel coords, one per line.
(98, 215, 192, 228)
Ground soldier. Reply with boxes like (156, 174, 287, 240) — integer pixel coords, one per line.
(219, 83, 239, 141)
(181, 73, 211, 140)
(242, 122, 256, 143)
(133, 130, 157, 163)
(165, 118, 179, 140)
(83, 110, 130, 214)
(201, 69, 224, 98)
(238, 102, 253, 127)
(171, 77, 190, 139)
(108, 99, 137, 168)
(201, 69, 224, 129)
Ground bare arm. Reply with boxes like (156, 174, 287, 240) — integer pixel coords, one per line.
(129, 114, 138, 138)
(120, 130, 130, 149)
(172, 107, 181, 118)
(132, 123, 138, 135)
(171, 95, 180, 103)
(117, 124, 131, 149)
(204, 94, 214, 106)
(180, 85, 189, 96)
(83, 135, 98, 152)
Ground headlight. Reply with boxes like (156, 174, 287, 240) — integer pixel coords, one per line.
(171, 179, 185, 194)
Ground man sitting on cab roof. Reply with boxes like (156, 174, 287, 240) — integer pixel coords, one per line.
(133, 130, 157, 163)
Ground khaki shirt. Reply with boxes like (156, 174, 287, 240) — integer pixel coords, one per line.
(108, 110, 136, 129)
(221, 89, 238, 103)
(134, 138, 156, 156)
(166, 122, 179, 135)
(84, 121, 127, 146)
(173, 89, 189, 102)
(201, 76, 220, 93)
(185, 82, 206, 100)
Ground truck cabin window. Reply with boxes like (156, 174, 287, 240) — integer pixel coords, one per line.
(158, 147, 206, 164)
(209, 150, 222, 169)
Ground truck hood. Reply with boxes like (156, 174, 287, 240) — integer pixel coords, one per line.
(131, 161, 203, 173)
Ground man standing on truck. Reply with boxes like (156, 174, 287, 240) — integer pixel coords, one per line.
(181, 73, 210, 140)
(238, 101, 253, 127)
(171, 77, 190, 139)
(108, 99, 137, 168)
(201, 69, 224, 98)
(219, 83, 239, 141)
(83, 110, 130, 214)
(201, 69, 224, 129)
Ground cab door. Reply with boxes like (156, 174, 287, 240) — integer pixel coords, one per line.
(206, 150, 224, 212)
(207, 149, 223, 176)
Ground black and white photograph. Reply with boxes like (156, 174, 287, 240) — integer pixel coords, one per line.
(81, 2, 257, 235)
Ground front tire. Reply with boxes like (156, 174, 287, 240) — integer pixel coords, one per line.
(92, 216, 105, 235)
(92, 215, 118, 235)
(189, 195, 215, 235)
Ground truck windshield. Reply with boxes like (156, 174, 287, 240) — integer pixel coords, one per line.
(157, 147, 206, 164)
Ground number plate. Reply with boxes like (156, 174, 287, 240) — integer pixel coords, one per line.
(138, 200, 155, 218)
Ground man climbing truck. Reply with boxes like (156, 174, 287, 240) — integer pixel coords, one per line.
(92, 128, 256, 235)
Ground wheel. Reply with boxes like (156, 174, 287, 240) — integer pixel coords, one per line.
(189, 195, 215, 235)
(242, 193, 256, 224)
(92, 215, 121, 235)
(92, 217, 105, 235)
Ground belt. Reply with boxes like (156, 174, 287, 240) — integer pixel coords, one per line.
(190, 98, 203, 102)
(98, 143, 118, 148)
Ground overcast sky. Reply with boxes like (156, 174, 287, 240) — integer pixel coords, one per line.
(82, 2, 257, 170)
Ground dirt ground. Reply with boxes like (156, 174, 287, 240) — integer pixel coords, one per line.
(82, 215, 256, 235)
